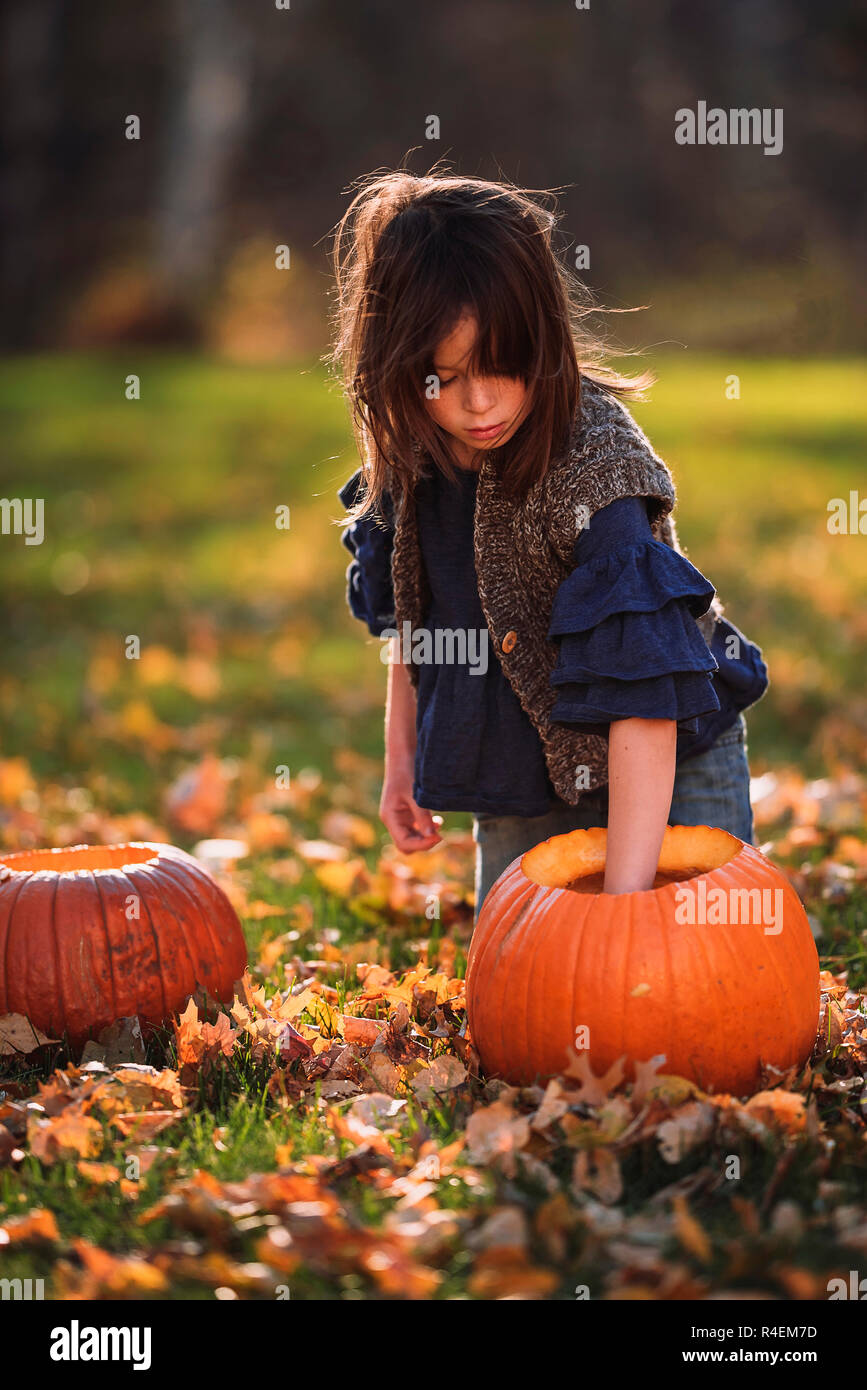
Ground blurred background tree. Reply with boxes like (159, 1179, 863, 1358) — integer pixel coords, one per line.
(1, 0, 864, 357)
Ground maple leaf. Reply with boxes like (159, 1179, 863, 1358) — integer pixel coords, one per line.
(28, 1109, 103, 1163)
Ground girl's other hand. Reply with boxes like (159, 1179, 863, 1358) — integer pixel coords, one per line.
(380, 777, 443, 853)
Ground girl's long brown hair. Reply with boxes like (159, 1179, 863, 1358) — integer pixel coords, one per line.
(326, 161, 654, 526)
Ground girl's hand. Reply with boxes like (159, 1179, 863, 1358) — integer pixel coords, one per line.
(380, 775, 443, 854)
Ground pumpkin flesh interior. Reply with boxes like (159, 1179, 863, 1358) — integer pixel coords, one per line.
(521, 824, 742, 892)
(0, 844, 161, 875)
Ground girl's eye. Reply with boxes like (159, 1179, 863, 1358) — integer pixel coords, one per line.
(438, 376, 457, 389)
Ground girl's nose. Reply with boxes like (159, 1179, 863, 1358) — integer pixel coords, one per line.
(462, 379, 498, 412)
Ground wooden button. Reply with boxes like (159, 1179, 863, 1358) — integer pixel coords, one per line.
(501, 630, 518, 654)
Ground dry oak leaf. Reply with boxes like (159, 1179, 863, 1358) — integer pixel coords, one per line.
(743, 1088, 807, 1134)
(138, 1173, 239, 1243)
(364, 1053, 401, 1097)
(672, 1194, 713, 1264)
(314, 859, 369, 898)
(656, 1101, 717, 1164)
(28, 1109, 103, 1163)
(163, 752, 228, 836)
(112, 1109, 181, 1142)
(468, 1204, 530, 1253)
(339, 1015, 387, 1048)
(357, 963, 397, 990)
(0, 1013, 59, 1055)
(77, 1160, 121, 1185)
(356, 1236, 442, 1299)
(0, 1207, 61, 1246)
(529, 1078, 572, 1134)
(561, 1048, 628, 1106)
(110, 1066, 185, 1112)
(468, 1248, 560, 1300)
(409, 1055, 468, 1100)
(572, 1148, 624, 1206)
(321, 809, 377, 849)
(464, 1099, 531, 1166)
(327, 1108, 395, 1159)
(66, 1237, 169, 1297)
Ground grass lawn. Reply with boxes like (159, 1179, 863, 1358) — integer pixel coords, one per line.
(0, 352, 865, 1300)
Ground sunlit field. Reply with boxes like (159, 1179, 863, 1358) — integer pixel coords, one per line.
(0, 353, 865, 1300)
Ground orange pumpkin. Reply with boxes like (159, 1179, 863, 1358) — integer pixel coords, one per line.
(0, 841, 248, 1048)
(466, 824, 820, 1098)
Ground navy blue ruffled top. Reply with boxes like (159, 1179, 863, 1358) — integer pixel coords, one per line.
(338, 466, 768, 818)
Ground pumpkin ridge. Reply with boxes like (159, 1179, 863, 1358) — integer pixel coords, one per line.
(91, 871, 120, 1026)
(118, 865, 168, 1023)
(678, 880, 726, 1093)
(153, 854, 226, 989)
(48, 873, 64, 1042)
(471, 870, 530, 996)
(516, 886, 551, 1080)
(711, 856, 795, 1087)
(536, 888, 574, 1080)
(153, 847, 247, 984)
(570, 885, 596, 1077)
(122, 861, 200, 1013)
(493, 884, 541, 1074)
(615, 890, 633, 1068)
(0, 869, 32, 1014)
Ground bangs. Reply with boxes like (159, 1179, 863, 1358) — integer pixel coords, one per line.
(385, 202, 545, 387)
(417, 283, 538, 384)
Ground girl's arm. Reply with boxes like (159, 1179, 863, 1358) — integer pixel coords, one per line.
(380, 637, 443, 853)
(604, 717, 677, 893)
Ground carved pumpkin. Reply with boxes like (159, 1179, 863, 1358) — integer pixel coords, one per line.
(466, 824, 820, 1098)
(0, 841, 248, 1047)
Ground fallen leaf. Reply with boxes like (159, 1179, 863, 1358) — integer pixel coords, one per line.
(0, 1014, 59, 1056)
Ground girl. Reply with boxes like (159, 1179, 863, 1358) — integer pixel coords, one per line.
(329, 169, 768, 923)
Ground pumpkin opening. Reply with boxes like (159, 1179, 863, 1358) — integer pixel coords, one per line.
(0, 844, 162, 875)
(521, 823, 743, 893)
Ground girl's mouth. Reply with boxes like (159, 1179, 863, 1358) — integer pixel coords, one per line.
(466, 423, 504, 439)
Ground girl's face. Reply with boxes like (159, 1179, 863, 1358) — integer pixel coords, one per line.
(423, 312, 530, 469)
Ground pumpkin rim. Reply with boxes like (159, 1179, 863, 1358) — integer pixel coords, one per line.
(0, 841, 170, 878)
(519, 823, 745, 893)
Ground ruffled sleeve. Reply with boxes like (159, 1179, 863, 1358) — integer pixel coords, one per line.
(338, 469, 396, 637)
(548, 497, 722, 733)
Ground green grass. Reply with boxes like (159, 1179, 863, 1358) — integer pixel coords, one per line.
(0, 351, 865, 1300)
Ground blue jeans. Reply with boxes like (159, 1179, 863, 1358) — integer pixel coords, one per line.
(472, 714, 754, 923)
